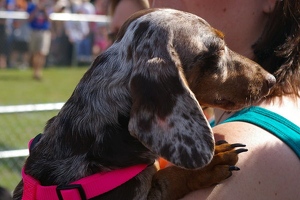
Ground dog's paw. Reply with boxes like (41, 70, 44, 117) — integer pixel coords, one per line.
(213, 140, 248, 166)
(147, 141, 247, 199)
(186, 140, 247, 190)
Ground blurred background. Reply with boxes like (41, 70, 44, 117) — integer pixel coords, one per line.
(0, 0, 111, 192)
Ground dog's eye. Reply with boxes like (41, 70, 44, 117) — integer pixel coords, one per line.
(194, 54, 207, 61)
(194, 54, 213, 63)
(217, 48, 225, 56)
(196, 45, 225, 61)
(195, 49, 222, 61)
(210, 47, 225, 57)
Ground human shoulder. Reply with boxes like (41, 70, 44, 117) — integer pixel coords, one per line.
(181, 121, 300, 199)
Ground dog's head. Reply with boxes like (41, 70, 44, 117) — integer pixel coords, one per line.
(109, 9, 276, 169)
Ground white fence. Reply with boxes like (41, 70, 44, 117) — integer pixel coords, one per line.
(0, 11, 111, 67)
(0, 11, 110, 23)
(0, 103, 64, 159)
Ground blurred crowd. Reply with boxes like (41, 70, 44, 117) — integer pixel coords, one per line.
(0, 0, 110, 69)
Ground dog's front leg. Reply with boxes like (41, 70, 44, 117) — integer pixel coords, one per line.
(147, 141, 247, 200)
(147, 165, 196, 200)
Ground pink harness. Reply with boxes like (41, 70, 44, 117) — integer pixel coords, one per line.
(22, 135, 149, 200)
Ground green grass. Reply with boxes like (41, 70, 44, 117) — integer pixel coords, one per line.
(0, 66, 88, 105)
(0, 66, 89, 191)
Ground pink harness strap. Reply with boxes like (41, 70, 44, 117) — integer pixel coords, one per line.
(22, 164, 148, 200)
(22, 136, 149, 200)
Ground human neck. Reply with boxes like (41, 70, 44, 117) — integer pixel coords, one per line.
(214, 96, 300, 127)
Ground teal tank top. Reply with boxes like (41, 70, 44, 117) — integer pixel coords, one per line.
(222, 106, 300, 159)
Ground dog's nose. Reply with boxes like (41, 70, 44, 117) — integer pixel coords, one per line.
(265, 74, 276, 89)
(260, 74, 276, 97)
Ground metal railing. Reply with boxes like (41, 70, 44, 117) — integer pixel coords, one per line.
(0, 103, 64, 191)
(0, 102, 64, 158)
(0, 11, 111, 24)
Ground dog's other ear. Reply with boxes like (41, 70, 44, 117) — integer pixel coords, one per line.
(128, 53, 215, 169)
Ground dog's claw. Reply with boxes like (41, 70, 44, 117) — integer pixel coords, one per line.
(235, 148, 248, 154)
(230, 143, 246, 148)
(229, 166, 240, 171)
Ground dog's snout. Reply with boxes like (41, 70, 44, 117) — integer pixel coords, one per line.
(265, 74, 276, 89)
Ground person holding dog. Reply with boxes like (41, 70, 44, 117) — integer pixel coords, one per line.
(152, 0, 300, 199)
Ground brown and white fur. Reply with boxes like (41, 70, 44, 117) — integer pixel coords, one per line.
(14, 8, 275, 200)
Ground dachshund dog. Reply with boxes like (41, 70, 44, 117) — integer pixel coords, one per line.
(14, 9, 276, 200)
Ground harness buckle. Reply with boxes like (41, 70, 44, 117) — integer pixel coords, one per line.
(56, 184, 87, 200)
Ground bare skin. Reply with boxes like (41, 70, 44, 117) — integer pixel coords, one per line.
(109, 0, 149, 43)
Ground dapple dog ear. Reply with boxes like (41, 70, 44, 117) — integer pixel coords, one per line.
(128, 55, 215, 169)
